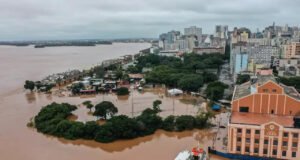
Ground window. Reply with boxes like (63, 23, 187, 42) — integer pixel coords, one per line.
(283, 141, 288, 146)
(292, 142, 298, 148)
(237, 128, 242, 133)
(245, 147, 250, 153)
(292, 152, 297, 157)
(263, 149, 268, 155)
(284, 132, 289, 137)
(263, 89, 268, 93)
(236, 146, 241, 152)
(254, 148, 259, 153)
(246, 138, 250, 143)
(273, 149, 277, 155)
(293, 133, 299, 138)
(273, 139, 278, 146)
(264, 139, 269, 145)
(255, 130, 260, 134)
(272, 89, 277, 93)
(237, 137, 241, 142)
(239, 107, 249, 113)
(255, 139, 259, 144)
(246, 129, 251, 134)
(282, 151, 287, 157)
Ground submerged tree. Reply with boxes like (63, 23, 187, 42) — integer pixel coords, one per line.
(116, 87, 130, 96)
(93, 101, 118, 120)
(82, 100, 94, 112)
(24, 80, 35, 91)
(153, 100, 162, 113)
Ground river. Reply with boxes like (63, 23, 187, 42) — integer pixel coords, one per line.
(0, 43, 227, 160)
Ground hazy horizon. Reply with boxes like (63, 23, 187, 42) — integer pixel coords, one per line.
(0, 0, 300, 41)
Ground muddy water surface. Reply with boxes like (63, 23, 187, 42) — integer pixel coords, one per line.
(0, 43, 227, 160)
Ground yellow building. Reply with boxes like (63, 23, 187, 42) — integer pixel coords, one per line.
(240, 31, 249, 43)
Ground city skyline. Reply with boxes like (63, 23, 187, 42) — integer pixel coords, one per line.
(1, 0, 300, 41)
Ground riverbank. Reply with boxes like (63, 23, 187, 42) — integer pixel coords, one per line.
(0, 43, 150, 98)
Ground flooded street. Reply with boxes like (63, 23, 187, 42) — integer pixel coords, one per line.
(0, 43, 228, 160)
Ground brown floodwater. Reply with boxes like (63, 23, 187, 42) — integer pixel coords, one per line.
(0, 43, 228, 160)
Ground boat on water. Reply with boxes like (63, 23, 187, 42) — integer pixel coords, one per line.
(175, 147, 209, 160)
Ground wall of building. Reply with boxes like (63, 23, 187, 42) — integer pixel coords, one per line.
(235, 53, 248, 74)
(228, 123, 300, 160)
(232, 81, 300, 116)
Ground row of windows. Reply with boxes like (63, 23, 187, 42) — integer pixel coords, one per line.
(236, 146, 297, 157)
(237, 128, 260, 134)
(236, 137, 298, 147)
(238, 107, 294, 115)
(262, 89, 277, 93)
(283, 132, 299, 138)
(236, 129, 299, 138)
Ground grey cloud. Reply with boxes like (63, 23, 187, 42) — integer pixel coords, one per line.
(0, 0, 299, 40)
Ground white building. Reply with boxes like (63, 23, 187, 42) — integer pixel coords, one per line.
(184, 26, 202, 43)
(215, 25, 228, 39)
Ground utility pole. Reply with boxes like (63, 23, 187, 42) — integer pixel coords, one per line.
(131, 88, 134, 117)
(172, 96, 175, 115)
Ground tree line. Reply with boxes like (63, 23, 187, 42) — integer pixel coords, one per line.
(33, 102, 211, 143)
(134, 53, 227, 93)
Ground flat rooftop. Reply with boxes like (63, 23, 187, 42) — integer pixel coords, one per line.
(230, 112, 294, 128)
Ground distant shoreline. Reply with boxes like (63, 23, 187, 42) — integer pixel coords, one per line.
(0, 38, 157, 48)
(0, 41, 112, 48)
(34, 42, 112, 48)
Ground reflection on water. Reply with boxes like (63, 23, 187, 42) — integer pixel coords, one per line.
(117, 95, 130, 101)
(56, 129, 216, 153)
(25, 92, 36, 103)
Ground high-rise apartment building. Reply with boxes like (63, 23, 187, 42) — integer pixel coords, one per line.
(184, 26, 202, 46)
(215, 25, 228, 39)
(283, 42, 300, 58)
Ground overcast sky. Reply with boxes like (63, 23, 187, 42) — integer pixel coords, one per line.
(0, 0, 299, 41)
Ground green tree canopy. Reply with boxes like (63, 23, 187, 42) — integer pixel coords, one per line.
(24, 80, 35, 91)
(236, 74, 250, 84)
(116, 87, 130, 96)
(278, 76, 300, 90)
(82, 100, 94, 111)
(71, 82, 84, 95)
(175, 115, 195, 131)
(205, 81, 228, 101)
(161, 115, 175, 131)
(127, 65, 140, 74)
(93, 101, 118, 120)
(177, 74, 204, 92)
(153, 100, 162, 113)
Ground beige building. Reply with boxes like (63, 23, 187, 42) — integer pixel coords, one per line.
(283, 42, 300, 58)
(228, 75, 300, 159)
(193, 47, 224, 55)
(248, 38, 272, 46)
